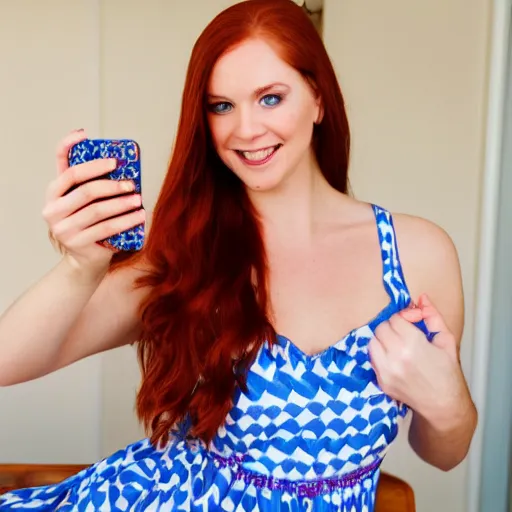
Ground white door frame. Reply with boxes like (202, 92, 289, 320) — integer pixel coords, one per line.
(467, 0, 512, 510)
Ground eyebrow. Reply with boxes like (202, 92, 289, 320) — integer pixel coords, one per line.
(207, 82, 290, 101)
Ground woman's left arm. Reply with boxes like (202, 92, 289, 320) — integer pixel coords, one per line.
(369, 214, 477, 471)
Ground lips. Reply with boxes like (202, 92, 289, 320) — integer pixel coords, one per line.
(235, 144, 281, 166)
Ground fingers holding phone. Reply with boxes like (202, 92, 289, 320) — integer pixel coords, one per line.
(43, 131, 145, 275)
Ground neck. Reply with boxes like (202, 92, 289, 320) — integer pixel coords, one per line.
(247, 151, 335, 244)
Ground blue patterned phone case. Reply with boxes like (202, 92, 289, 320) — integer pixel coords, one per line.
(68, 138, 145, 252)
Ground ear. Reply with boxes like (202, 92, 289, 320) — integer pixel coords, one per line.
(305, 76, 324, 124)
(314, 96, 324, 124)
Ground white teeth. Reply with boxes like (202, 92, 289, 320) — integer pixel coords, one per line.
(241, 146, 277, 161)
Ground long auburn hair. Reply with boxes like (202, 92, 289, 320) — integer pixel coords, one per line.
(125, 0, 351, 447)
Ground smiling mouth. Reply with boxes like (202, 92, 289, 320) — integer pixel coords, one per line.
(235, 144, 282, 165)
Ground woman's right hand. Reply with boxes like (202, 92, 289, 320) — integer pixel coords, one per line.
(42, 130, 146, 278)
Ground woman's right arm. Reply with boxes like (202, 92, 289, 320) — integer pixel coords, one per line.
(0, 130, 148, 386)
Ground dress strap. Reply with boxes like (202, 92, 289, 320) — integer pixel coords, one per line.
(371, 204, 433, 340)
(371, 204, 411, 309)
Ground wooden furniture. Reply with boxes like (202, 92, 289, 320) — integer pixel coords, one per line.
(0, 464, 415, 511)
(0, 464, 87, 495)
(375, 471, 416, 512)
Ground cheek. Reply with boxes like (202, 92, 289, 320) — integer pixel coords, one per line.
(207, 117, 230, 151)
(274, 94, 317, 141)
(276, 108, 315, 146)
(268, 109, 298, 142)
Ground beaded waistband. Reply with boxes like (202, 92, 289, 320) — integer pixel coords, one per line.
(210, 452, 381, 498)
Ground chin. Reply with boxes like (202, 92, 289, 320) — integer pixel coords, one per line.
(244, 178, 285, 193)
(220, 149, 292, 193)
(237, 171, 286, 193)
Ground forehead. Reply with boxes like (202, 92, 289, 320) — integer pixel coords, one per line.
(208, 39, 299, 96)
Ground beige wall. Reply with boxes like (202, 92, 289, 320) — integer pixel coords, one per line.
(0, 0, 103, 464)
(0, 1, 492, 511)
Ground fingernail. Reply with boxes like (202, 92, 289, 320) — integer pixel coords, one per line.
(110, 158, 118, 169)
(121, 181, 135, 192)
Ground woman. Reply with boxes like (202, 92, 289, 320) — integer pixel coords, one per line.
(0, 0, 476, 510)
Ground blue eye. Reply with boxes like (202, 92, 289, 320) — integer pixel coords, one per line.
(209, 102, 233, 114)
(260, 94, 282, 107)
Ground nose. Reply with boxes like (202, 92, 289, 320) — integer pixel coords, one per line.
(233, 105, 266, 142)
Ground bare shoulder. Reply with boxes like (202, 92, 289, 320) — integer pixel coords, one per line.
(391, 212, 465, 342)
(391, 213, 459, 265)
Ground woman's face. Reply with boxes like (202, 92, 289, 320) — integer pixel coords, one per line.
(207, 38, 322, 193)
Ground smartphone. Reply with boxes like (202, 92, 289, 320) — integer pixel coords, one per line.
(67, 138, 145, 252)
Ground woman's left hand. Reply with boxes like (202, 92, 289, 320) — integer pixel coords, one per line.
(368, 294, 467, 421)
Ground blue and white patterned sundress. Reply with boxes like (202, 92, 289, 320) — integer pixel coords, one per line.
(0, 205, 431, 511)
